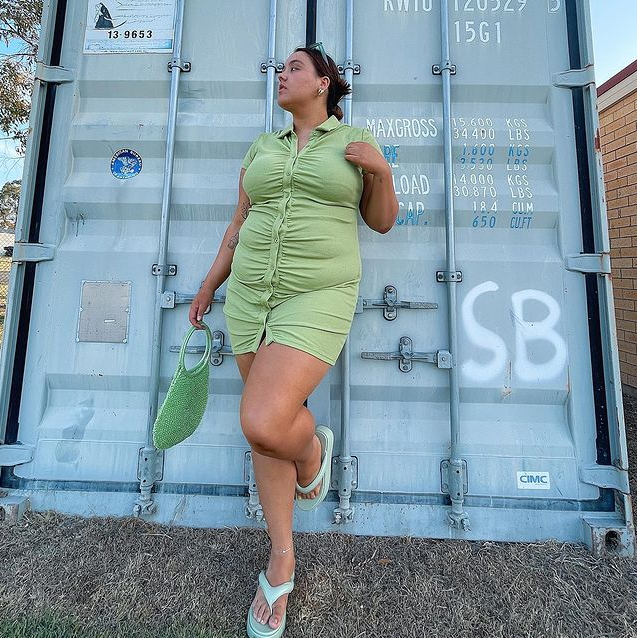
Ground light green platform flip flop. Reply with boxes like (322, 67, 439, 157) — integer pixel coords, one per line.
(246, 570, 295, 638)
(295, 425, 334, 511)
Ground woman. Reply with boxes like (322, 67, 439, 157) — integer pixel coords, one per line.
(189, 43, 398, 637)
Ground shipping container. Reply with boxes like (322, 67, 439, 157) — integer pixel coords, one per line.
(0, 0, 633, 556)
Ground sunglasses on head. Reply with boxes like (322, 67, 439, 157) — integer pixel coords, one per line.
(307, 41, 329, 65)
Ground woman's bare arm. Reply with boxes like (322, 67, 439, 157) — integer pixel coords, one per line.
(359, 169, 398, 234)
(189, 168, 251, 326)
(345, 141, 398, 234)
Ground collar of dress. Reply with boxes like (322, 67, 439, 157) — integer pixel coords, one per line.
(274, 114, 341, 139)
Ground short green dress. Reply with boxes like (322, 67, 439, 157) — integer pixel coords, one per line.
(223, 115, 383, 365)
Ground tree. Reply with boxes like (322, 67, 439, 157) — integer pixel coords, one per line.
(0, 1, 43, 154)
(0, 179, 20, 229)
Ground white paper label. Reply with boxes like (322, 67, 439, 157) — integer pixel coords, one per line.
(84, 1, 177, 54)
(517, 471, 551, 490)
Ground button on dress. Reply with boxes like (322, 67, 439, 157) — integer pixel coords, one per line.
(223, 115, 383, 365)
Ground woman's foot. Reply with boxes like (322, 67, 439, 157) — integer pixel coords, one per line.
(295, 434, 322, 500)
(251, 550, 295, 630)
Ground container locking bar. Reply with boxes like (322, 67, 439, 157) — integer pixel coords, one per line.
(355, 284, 438, 320)
(565, 253, 611, 275)
(552, 65, 595, 88)
(244, 451, 265, 522)
(11, 243, 55, 264)
(331, 455, 358, 524)
(168, 329, 232, 366)
(361, 336, 452, 373)
(133, 447, 163, 517)
(34, 62, 74, 84)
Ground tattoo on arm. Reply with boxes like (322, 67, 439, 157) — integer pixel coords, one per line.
(227, 231, 239, 250)
(241, 201, 251, 220)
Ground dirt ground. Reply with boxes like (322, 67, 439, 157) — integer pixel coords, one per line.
(0, 396, 636, 638)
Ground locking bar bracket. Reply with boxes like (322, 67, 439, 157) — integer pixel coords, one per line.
(168, 59, 191, 73)
(432, 61, 456, 75)
(436, 270, 462, 283)
(440, 459, 468, 496)
(260, 58, 284, 73)
(337, 60, 361, 75)
(152, 264, 177, 276)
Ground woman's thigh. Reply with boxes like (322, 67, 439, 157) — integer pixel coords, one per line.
(235, 352, 257, 384)
(240, 342, 330, 435)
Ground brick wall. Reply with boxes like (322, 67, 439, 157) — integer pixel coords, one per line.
(599, 88, 637, 391)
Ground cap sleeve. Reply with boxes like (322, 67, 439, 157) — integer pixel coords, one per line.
(360, 128, 384, 175)
(241, 133, 264, 170)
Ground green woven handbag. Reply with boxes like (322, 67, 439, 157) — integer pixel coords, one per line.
(152, 323, 213, 450)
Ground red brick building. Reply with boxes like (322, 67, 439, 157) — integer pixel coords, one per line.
(598, 59, 637, 394)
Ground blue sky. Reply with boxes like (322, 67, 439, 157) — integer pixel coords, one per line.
(1, 2, 636, 188)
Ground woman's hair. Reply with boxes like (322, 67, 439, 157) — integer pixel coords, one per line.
(294, 46, 352, 121)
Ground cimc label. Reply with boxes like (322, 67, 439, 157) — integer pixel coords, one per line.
(516, 471, 551, 490)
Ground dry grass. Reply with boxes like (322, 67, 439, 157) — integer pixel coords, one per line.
(0, 396, 636, 637)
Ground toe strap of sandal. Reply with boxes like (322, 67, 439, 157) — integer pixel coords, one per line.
(295, 428, 330, 494)
(258, 570, 295, 612)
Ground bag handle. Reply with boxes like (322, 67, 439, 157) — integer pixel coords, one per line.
(178, 322, 213, 376)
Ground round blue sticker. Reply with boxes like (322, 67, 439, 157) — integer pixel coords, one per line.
(111, 149, 142, 179)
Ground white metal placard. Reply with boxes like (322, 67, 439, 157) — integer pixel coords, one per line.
(83, 0, 177, 54)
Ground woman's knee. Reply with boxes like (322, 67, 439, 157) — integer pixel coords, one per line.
(240, 400, 283, 453)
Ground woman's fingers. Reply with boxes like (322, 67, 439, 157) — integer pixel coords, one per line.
(189, 295, 211, 328)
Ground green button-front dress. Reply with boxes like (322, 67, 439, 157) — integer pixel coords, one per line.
(223, 115, 383, 365)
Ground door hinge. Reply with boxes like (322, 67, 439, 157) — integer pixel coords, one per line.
(580, 465, 629, 494)
(565, 253, 611, 275)
(553, 66, 595, 88)
(35, 62, 75, 84)
(0, 444, 34, 467)
(11, 243, 55, 263)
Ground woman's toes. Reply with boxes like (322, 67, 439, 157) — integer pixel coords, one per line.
(268, 601, 284, 628)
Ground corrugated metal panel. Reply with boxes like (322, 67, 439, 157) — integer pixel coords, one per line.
(0, 0, 632, 555)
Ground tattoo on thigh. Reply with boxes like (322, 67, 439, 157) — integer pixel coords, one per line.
(241, 202, 251, 220)
(228, 232, 240, 249)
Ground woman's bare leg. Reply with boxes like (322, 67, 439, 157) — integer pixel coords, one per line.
(235, 343, 330, 630)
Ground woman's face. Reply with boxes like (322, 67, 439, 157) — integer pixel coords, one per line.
(277, 51, 328, 111)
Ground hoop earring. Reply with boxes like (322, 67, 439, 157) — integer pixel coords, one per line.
(318, 88, 325, 96)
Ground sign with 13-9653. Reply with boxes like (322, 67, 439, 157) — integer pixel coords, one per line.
(84, 1, 177, 54)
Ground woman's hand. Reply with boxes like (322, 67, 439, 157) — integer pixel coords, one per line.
(189, 284, 215, 329)
(344, 142, 390, 177)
